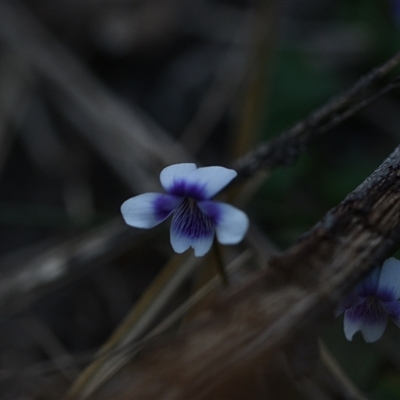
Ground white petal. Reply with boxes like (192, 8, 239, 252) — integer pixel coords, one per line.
(192, 234, 215, 257)
(170, 224, 214, 257)
(378, 257, 400, 300)
(382, 300, 400, 321)
(160, 163, 197, 192)
(360, 315, 388, 343)
(170, 228, 192, 254)
(121, 193, 181, 228)
(198, 201, 249, 245)
(343, 301, 388, 343)
(185, 166, 237, 199)
(343, 309, 363, 341)
(170, 198, 215, 257)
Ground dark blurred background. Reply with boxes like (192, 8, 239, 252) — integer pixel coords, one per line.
(1, 1, 400, 399)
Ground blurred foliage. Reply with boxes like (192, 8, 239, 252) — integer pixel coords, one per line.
(2, 0, 400, 398)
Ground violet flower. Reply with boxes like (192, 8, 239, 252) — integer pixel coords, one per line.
(121, 163, 249, 257)
(340, 257, 400, 343)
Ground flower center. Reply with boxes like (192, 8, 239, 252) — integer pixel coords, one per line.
(172, 197, 213, 239)
(188, 198, 196, 209)
(169, 181, 206, 200)
(365, 296, 385, 317)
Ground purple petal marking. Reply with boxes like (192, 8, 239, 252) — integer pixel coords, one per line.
(196, 200, 221, 224)
(160, 164, 236, 200)
(168, 180, 207, 200)
(172, 198, 214, 238)
(199, 200, 249, 245)
(159, 163, 197, 193)
(170, 198, 214, 256)
(376, 287, 398, 303)
(343, 297, 388, 342)
(382, 300, 400, 321)
(153, 194, 183, 220)
(184, 166, 237, 199)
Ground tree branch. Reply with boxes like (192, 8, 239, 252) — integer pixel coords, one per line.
(234, 51, 400, 180)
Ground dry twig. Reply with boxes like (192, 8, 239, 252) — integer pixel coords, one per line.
(234, 51, 400, 180)
(0, 219, 147, 314)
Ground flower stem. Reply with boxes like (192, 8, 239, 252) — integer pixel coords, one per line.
(212, 241, 229, 287)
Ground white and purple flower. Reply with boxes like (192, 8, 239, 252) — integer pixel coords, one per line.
(121, 163, 249, 257)
(340, 257, 400, 343)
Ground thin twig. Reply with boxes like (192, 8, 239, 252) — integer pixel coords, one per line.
(316, 74, 400, 136)
(234, 51, 400, 180)
(0, 219, 151, 314)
